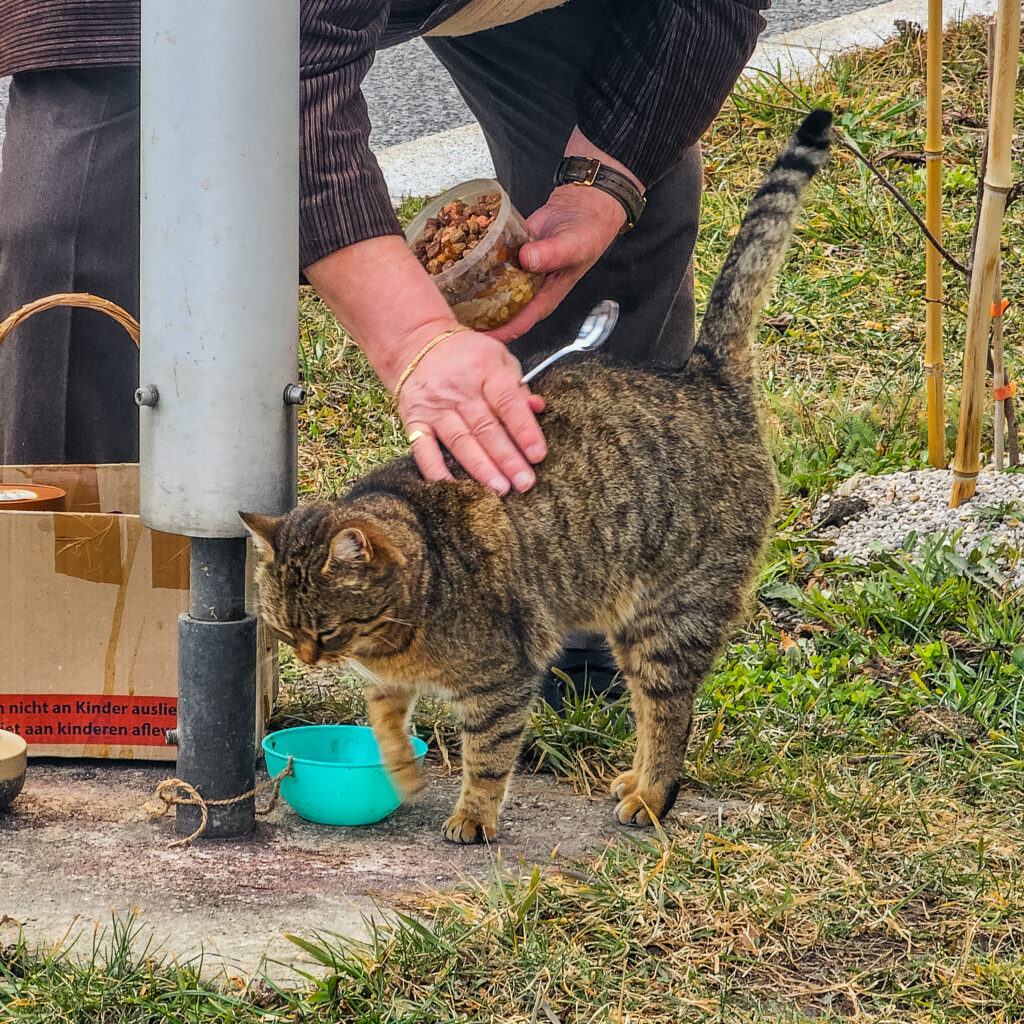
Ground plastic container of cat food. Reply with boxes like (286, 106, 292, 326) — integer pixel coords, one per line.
(0, 729, 27, 811)
(405, 178, 545, 331)
(262, 724, 427, 826)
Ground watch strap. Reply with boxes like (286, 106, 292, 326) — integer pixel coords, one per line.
(554, 156, 646, 231)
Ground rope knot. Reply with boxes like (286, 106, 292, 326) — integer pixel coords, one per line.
(145, 756, 295, 848)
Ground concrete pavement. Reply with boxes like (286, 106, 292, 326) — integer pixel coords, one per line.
(0, 755, 759, 979)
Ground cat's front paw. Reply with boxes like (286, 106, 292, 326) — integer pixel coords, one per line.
(614, 780, 681, 828)
(610, 770, 640, 801)
(390, 762, 426, 803)
(443, 811, 496, 844)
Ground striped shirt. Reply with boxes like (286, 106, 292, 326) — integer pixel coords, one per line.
(0, 0, 769, 268)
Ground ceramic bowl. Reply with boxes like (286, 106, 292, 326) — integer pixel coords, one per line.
(0, 729, 27, 810)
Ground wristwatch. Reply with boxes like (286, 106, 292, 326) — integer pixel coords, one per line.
(553, 156, 646, 232)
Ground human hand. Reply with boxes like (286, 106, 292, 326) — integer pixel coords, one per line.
(398, 330, 546, 494)
(304, 236, 548, 494)
(490, 127, 644, 343)
(489, 183, 625, 343)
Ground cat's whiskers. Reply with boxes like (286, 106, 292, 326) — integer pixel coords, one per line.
(344, 656, 380, 682)
(368, 631, 402, 651)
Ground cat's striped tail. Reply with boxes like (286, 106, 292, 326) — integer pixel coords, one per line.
(692, 109, 832, 370)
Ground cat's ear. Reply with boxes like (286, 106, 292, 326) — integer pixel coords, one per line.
(323, 520, 405, 575)
(238, 512, 282, 562)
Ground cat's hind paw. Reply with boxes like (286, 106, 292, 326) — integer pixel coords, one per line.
(614, 780, 681, 828)
(443, 811, 496, 844)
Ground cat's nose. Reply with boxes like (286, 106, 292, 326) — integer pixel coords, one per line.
(295, 640, 319, 664)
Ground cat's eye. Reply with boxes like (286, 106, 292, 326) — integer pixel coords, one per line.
(317, 627, 347, 651)
(269, 625, 295, 643)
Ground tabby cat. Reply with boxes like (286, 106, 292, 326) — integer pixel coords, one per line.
(242, 111, 832, 844)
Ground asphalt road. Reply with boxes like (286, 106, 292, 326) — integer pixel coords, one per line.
(363, 0, 888, 148)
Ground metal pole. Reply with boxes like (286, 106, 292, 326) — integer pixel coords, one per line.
(140, 1, 299, 838)
(175, 539, 256, 838)
(138, 1, 299, 536)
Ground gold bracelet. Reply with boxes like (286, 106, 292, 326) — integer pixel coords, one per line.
(393, 326, 471, 405)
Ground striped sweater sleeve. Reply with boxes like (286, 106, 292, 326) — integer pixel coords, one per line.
(299, 0, 404, 269)
(0, 1, 139, 73)
(575, 0, 769, 188)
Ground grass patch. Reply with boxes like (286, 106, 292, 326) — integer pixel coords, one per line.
(5, 17, 1024, 1023)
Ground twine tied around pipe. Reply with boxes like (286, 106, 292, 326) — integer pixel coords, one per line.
(145, 756, 295, 848)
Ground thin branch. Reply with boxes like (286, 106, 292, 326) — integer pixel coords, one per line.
(745, 70, 970, 275)
(1007, 391, 1020, 466)
(828, 131, 969, 275)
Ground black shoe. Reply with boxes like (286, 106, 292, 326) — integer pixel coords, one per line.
(540, 643, 625, 713)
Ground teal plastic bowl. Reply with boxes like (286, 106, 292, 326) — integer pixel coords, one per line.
(263, 724, 427, 826)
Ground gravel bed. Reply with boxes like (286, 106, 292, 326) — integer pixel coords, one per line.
(813, 465, 1024, 587)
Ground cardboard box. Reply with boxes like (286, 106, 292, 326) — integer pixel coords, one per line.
(0, 464, 277, 760)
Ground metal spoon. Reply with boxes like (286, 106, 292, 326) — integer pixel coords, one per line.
(520, 299, 619, 384)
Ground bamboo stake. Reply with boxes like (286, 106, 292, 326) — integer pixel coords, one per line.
(949, 0, 1020, 507)
(925, 0, 946, 468)
(987, 22, 1009, 472)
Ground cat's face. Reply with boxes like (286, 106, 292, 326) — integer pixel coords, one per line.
(239, 508, 411, 667)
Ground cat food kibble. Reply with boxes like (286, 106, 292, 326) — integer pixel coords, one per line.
(413, 192, 502, 276)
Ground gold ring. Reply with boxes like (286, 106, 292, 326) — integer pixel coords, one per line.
(407, 429, 427, 444)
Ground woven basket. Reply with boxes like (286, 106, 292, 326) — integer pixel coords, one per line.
(0, 292, 140, 348)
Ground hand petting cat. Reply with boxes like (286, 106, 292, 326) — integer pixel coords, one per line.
(305, 235, 547, 496)
(396, 331, 547, 495)
(303, 129, 638, 498)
